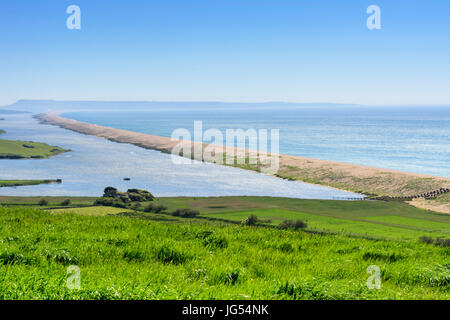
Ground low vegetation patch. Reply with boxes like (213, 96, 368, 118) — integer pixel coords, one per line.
(0, 139, 69, 159)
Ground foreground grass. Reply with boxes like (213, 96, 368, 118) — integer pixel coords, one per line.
(0, 139, 69, 159)
(0, 206, 448, 300)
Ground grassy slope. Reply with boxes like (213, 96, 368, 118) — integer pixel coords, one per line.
(154, 197, 450, 238)
(2, 196, 449, 240)
(0, 206, 448, 300)
(0, 139, 69, 159)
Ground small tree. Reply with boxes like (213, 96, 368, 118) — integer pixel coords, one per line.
(103, 186, 119, 198)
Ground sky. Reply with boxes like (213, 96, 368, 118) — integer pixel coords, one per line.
(0, 0, 449, 106)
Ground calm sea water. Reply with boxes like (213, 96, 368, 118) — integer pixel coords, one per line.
(64, 105, 450, 178)
(0, 114, 361, 198)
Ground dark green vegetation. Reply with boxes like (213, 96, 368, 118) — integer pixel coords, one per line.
(0, 139, 70, 159)
(0, 195, 448, 299)
(0, 180, 61, 188)
(0, 205, 448, 299)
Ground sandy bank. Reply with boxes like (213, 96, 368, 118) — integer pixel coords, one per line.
(36, 112, 450, 212)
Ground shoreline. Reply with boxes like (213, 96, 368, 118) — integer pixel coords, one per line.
(35, 112, 450, 212)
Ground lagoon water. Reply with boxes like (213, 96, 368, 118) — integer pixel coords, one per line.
(0, 114, 362, 199)
(64, 105, 450, 178)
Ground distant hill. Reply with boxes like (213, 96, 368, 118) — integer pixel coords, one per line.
(0, 108, 29, 114)
(2, 99, 362, 113)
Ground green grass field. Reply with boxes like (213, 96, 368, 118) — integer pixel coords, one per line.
(0, 139, 69, 159)
(2, 195, 449, 240)
(0, 195, 448, 299)
(0, 205, 448, 300)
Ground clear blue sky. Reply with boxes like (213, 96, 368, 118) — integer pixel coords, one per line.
(1, 0, 449, 106)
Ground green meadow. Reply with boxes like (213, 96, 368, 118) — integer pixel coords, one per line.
(0, 195, 449, 299)
(0, 205, 449, 300)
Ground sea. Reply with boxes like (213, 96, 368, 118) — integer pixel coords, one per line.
(0, 101, 448, 198)
(63, 104, 450, 178)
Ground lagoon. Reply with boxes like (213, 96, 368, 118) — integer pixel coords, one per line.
(0, 114, 361, 199)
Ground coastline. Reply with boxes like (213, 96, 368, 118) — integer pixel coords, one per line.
(35, 112, 450, 213)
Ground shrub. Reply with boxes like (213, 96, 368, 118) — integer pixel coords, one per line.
(127, 189, 154, 201)
(94, 197, 128, 208)
(242, 214, 258, 226)
(419, 236, 450, 247)
(60, 199, 71, 206)
(38, 199, 49, 206)
(278, 219, 308, 230)
(419, 236, 434, 245)
(144, 203, 167, 213)
(112, 201, 128, 209)
(127, 192, 145, 202)
(434, 238, 450, 247)
(94, 197, 114, 206)
(131, 202, 142, 210)
(171, 208, 200, 218)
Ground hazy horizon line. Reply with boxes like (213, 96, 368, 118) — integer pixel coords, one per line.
(2, 99, 450, 109)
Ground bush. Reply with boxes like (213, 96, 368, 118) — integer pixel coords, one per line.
(434, 238, 450, 247)
(171, 208, 200, 218)
(127, 189, 154, 201)
(278, 219, 308, 230)
(94, 197, 128, 209)
(419, 236, 434, 245)
(131, 202, 142, 210)
(419, 236, 450, 247)
(242, 214, 259, 226)
(94, 198, 114, 206)
(60, 199, 71, 206)
(144, 204, 167, 213)
(38, 199, 49, 206)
